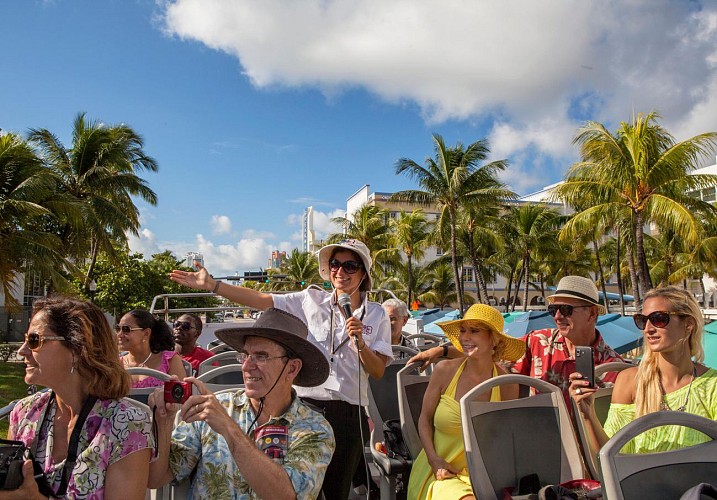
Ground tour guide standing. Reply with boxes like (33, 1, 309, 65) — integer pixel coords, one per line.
(170, 239, 393, 498)
(148, 308, 336, 498)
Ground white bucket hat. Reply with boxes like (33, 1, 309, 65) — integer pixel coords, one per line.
(547, 276, 606, 314)
(318, 239, 372, 290)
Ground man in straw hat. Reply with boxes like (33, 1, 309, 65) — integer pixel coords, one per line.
(409, 276, 623, 405)
(147, 308, 336, 499)
(169, 238, 392, 498)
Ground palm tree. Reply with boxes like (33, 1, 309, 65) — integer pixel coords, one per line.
(275, 249, 321, 291)
(504, 204, 563, 311)
(28, 113, 159, 291)
(392, 133, 512, 315)
(552, 111, 717, 302)
(0, 134, 69, 307)
(420, 262, 458, 310)
(391, 209, 432, 306)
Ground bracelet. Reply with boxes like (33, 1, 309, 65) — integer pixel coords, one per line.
(212, 281, 221, 294)
(442, 344, 449, 358)
(358, 341, 366, 352)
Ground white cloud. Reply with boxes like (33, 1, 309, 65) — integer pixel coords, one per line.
(126, 228, 161, 257)
(161, 0, 717, 176)
(210, 215, 232, 235)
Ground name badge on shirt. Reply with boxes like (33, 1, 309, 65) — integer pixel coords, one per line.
(254, 425, 289, 463)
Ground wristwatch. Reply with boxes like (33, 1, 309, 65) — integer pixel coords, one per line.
(441, 343, 450, 358)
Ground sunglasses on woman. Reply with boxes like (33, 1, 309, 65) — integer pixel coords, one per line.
(547, 304, 593, 317)
(329, 259, 363, 274)
(25, 332, 67, 351)
(173, 321, 195, 331)
(114, 324, 145, 334)
(633, 311, 684, 330)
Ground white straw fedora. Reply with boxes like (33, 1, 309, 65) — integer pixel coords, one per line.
(547, 276, 606, 314)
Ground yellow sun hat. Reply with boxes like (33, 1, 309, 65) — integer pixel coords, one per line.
(436, 304, 526, 362)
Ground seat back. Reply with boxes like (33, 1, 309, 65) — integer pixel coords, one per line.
(207, 342, 234, 354)
(196, 364, 245, 392)
(404, 333, 442, 351)
(397, 361, 432, 459)
(126, 367, 172, 405)
(181, 359, 193, 377)
(460, 374, 585, 499)
(198, 350, 240, 375)
(599, 411, 717, 500)
(572, 361, 634, 479)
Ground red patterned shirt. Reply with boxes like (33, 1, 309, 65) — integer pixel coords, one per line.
(509, 328, 623, 407)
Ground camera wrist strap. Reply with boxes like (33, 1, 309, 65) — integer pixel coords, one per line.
(31, 392, 98, 498)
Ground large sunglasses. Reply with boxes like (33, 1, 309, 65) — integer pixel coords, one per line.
(547, 304, 593, 317)
(329, 259, 363, 274)
(25, 332, 67, 351)
(633, 311, 684, 330)
(173, 321, 195, 331)
(114, 324, 145, 334)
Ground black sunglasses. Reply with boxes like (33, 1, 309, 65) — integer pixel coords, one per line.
(547, 304, 593, 317)
(633, 311, 684, 330)
(25, 332, 67, 351)
(114, 325, 144, 334)
(329, 259, 363, 274)
(173, 321, 195, 331)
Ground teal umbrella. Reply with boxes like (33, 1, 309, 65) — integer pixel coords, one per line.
(703, 322, 717, 369)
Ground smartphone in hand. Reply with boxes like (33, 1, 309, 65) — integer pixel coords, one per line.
(575, 346, 595, 388)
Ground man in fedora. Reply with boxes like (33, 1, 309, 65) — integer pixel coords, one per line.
(147, 308, 336, 499)
(409, 276, 623, 403)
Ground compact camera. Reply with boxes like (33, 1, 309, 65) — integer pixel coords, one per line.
(0, 440, 26, 490)
(164, 380, 192, 404)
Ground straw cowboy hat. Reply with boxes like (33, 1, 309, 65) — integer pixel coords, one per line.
(437, 304, 526, 362)
(215, 308, 329, 387)
(547, 276, 606, 314)
(318, 239, 373, 290)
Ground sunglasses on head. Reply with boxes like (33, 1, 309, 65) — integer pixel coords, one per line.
(173, 321, 194, 331)
(25, 332, 67, 351)
(329, 259, 363, 274)
(114, 324, 144, 334)
(633, 311, 684, 330)
(547, 304, 593, 317)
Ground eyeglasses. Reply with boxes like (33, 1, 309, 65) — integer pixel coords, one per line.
(25, 332, 67, 351)
(547, 304, 593, 317)
(329, 259, 363, 274)
(633, 311, 684, 330)
(173, 321, 195, 331)
(236, 352, 289, 366)
(114, 325, 145, 334)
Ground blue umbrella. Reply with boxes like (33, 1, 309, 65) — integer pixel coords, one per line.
(703, 331, 717, 369)
(595, 313, 643, 354)
(422, 309, 460, 335)
(503, 311, 556, 338)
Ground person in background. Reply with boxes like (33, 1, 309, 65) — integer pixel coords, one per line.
(6, 296, 152, 499)
(117, 309, 186, 387)
(173, 313, 213, 376)
(409, 276, 623, 407)
(147, 308, 336, 499)
(571, 286, 717, 456)
(383, 298, 417, 353)
(407, 304, 525, 500)
(170, 239, 392, 499)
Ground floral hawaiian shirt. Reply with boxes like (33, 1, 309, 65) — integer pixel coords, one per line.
(9, 391, 153, 499)
(169, 389, 335, 499)
(509, 327, 623, 407)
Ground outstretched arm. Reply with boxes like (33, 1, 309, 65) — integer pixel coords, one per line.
(170, 264, 274, 311)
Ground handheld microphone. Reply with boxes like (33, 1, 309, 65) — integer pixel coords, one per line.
(338, 293, 360, 350)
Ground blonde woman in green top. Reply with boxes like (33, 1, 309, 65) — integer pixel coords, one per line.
(570, 286, 717, 455)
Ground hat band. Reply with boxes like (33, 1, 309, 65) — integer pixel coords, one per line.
(554, 288, 599, 305)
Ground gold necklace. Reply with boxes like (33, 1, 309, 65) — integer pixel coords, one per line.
(660, 364, 696, 412)
(125, 351, 152, 368)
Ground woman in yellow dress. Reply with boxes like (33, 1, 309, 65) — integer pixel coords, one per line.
(407, 304, 526, 500)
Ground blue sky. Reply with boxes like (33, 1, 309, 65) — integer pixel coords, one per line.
(3, 0, 717, 277)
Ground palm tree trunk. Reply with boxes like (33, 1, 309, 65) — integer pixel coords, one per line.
(522, 255, 530, 312)
(467, 240, 485, 303)
(616, 228, 626, 315)
(699, 278, 707, 308)
(85, 237, 100, 291)
(505, 268, 515, 313)
(627, 245, 641, 310)
(512, 267, 525, 312)
(592, 238, 609, 314)
(407, 255, 413, 307)
(449, 216, 465, 315)
(635, 211, 653, 295)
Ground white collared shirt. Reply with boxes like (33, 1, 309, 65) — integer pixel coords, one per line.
(272, 288, 393, 405)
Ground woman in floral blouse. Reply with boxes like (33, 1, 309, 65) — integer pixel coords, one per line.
(5, 296, 153, 499)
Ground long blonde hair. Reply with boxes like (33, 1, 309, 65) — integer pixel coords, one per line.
(634, 286, 704, 417)
(32, 296, 131, 399)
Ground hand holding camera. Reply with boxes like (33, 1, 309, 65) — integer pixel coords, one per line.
(164, 380, 192, 404)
